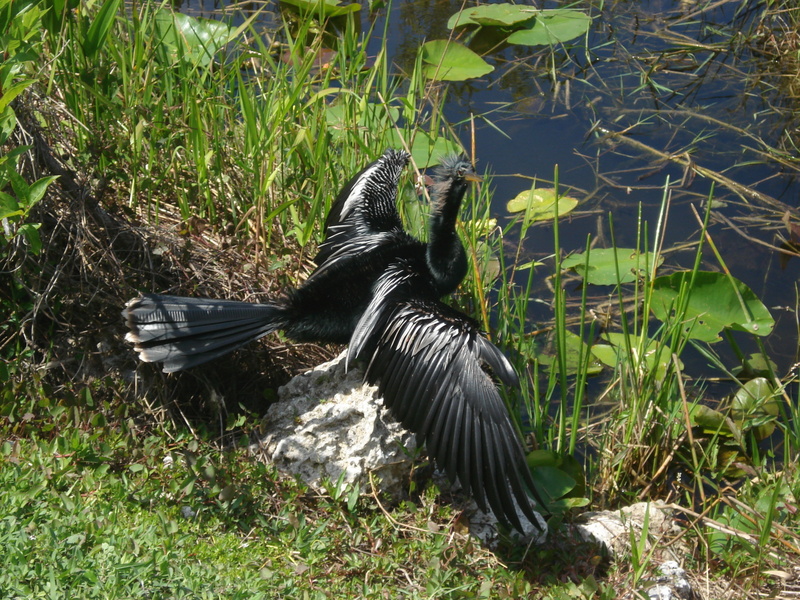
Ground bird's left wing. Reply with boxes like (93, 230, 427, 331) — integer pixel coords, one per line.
(348, 262, 546, 531)
(314, 148, 410, 268)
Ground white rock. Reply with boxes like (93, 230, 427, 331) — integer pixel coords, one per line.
(573, 501, 675, 558)
(252, 352, 416, 498)
(251, 351, 547, 543)
(654, 560, 692, 599)
(462, 496, 548, 547)
(647, 584, 674, 600)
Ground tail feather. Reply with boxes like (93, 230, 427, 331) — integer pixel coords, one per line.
(123, 294, 285, 372)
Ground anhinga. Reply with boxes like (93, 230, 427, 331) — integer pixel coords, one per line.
(123, 148, 546, 530)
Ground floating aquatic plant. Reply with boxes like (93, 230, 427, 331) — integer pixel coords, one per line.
(650, 271, 775, 342)
(561, 248, 661, 286)
(506, 186, 578, 224)
(419, 40, 493, 82)
(448, 4, 591, 46)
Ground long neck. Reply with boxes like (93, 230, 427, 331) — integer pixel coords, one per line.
(426, 180, 468, 296)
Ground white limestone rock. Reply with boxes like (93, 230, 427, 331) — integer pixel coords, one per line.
(251, 351, 547, 544)
(253, 352, 416, 497)
(573, 501, 677, 558)
(646, 560, 692, 600)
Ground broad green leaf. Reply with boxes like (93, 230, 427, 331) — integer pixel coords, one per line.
(650, 271, 774, 342)
(17, 222, 41, 254)
(530, 465, 575, 501)
(7, 166, 29, 201)
(0, 105, 17, 146)
(82, 0, 121, 60)
(25, 175, 59, 210)
(0, 79, 34, 113)
(280, 0, 360, 17)
(0, 191, 21, 220)
(562, 248, 662, 285)
(539, 330, 603, 376)
(731, 377, 779, 440)
(387, 132, 461, 168)
(506, 187, 578, 223)
(155, 11, 234, 67)
(0, 144, 32, 171)
(527, 450, 586, 500)
(591, 332, 682, 380)
(507, 9, 591, 46)
(420, 40, 493, 81)
(448, 3, 538, 29)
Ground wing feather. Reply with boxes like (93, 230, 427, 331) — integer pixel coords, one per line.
(315, 148, 410, 268)
(349, 262, 546, 530)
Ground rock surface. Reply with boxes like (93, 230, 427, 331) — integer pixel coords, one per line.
(574, 503, 698, 599)
(251, 352, 416, 497)
(646, 560, 693, 600)
(249, 352, 547, 543)
(573, 501, 680, 558)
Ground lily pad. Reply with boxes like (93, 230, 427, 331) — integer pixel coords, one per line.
(591, 332, 682, 381)
(690, 404, 742, 444)
(507, 9, 591, 46)
(279, 0, 360, 17)
(732, 352, 778, 378)
(561, 248, 662, 286)
(420, 40, 494, 81)
(731, 377, 779, 440)
(506, 187, 578, 223)
(448, 3, 538, 29)
(154, 11, 234, 67)
(539, 330, 604, 376)
(387, 131, 461, 168)
(650, 271, 774, 342)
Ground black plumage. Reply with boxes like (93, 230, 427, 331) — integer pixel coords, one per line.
(125, 149, 411, 369)
(123, 148, 546, 530)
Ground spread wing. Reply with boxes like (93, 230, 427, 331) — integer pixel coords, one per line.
(314, 148, 410, 269)
(348, 262, 545, 530)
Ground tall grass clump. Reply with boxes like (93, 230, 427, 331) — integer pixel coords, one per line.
(34, 1, 462, 260)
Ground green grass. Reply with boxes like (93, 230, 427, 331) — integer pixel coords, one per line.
(0, 386, 611, 599)
(3, 0, 800, 597)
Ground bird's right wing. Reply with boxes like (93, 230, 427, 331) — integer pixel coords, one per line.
(314, 148, 410, 268)
(348, 262, 546, 530)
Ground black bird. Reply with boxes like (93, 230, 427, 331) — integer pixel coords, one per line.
(124, 149, 412, 369)
(123, 148, 546, 530)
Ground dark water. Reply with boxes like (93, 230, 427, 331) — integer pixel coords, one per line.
(178, 0, 800, 378)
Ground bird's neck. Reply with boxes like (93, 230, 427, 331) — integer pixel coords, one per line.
(426, 206, 467, 296)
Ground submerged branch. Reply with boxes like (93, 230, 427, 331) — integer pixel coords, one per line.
(596, 126, 793, 212)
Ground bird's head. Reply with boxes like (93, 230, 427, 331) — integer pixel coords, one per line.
(433, 154, 481, 183)
(429, 154, 482, 213)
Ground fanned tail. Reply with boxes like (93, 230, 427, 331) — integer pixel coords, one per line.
(123, 294, 286, 372)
